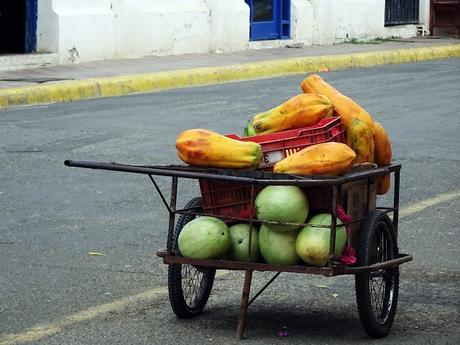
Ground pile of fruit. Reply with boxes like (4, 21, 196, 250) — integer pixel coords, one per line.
(176, 74, 392, 191)
(178, 185, 347, 267)
(175, 74, 393, 267)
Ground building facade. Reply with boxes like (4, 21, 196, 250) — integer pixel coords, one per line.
(1, 1, 433, 65)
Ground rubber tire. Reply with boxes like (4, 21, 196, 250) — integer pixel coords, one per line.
(168, 197, 216, 318)
(355, 210, 399, 338)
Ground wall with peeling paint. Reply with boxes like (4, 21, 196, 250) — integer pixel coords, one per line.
(290, 0, 313, 46)
(310, 0, 386, 45)
(206, 0, 249, 53)
(37, 0, 222, 63)
(35, 0, 423, 65)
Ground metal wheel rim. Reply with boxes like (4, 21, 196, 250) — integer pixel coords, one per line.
(368, 222, 396, 324)
(181, 264, 208, 308)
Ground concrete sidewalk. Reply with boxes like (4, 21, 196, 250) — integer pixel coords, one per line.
(1, 37, 459, 109)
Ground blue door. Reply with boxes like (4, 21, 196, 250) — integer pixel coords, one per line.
(25, 0, 38, 52)
(245, 0, 290, 41)
(0, 0, 36, 53)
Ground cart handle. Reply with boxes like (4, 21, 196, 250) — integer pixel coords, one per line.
(64, 160, 400, 187)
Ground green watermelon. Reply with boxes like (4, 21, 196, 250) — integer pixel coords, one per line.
(295, 213, 347, 267)
(178, 216, 231, 259)
(259, 224, 299, 265)
(255, 186, 309, 231)
(228, 223, 259, 262)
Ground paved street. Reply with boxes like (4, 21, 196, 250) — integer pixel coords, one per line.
(1, 59, 459, 344)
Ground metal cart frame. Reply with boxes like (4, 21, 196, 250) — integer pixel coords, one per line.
(65, 160, 412, 339)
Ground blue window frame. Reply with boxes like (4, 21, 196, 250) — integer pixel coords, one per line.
(25, 0, 38, 52)
(245, 0, 290, 41)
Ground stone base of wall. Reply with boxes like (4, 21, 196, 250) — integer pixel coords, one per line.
(383, 25, 419, 40)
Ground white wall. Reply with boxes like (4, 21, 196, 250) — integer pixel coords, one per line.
(110, 0, 210, 58)
(36, 0, 252, 62)
(140, 0, 210, 56)
(290, 0, 313, 46)
(205, 0, 249, 53)
(310, 0, 385, 45)
(419, 0, 430, 28)
(36, 0, 420, 64)
(37, 0, 116, 63)
(36, 0, 59, 53)
(37, 0, 213, 63)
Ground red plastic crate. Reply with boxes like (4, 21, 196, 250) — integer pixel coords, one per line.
(199, 180, 258, 219)
(226, 116, 345, 169)
(200, 116, 346, 218)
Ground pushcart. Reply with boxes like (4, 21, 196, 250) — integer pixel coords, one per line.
(64, 159, 412, 339)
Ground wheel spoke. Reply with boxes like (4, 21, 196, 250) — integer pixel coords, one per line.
(370, 278, 380, 314)
(355, 211, 399, 337)
(181, 264, 207, 307)
(371, 274, 385, 316)
(368, 223, 396, 324)
(169, 198, 216, 318)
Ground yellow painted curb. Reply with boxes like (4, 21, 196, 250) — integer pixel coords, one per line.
(1, 44, 459, 109)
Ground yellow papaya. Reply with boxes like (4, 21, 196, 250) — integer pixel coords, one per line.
(373, 121, 392, 195)
(274, 142, 356, 176)
(251, 93, 333, 135)
(348, 118, 375, 163)
(300, 74, 373, 129)
(176, 129, 262, 169)
(373, 122, 392, 166)
(377, 174, 391, 195)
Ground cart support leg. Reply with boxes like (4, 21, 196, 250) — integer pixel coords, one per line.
(237, 269, 253, 339)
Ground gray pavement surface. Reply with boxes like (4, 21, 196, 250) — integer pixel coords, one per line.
(0, 37, 459, 90)
(1, 58, 459, 344)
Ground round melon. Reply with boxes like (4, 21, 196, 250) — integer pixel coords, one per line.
(259, 224, 299, 265)
(295, 213, 347, 267)
(255, 185, 309, 231)
(228, 223, 259, 262)
(178, 216, 230, 259)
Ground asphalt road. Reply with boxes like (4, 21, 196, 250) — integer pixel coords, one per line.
(1, 58, 459, 345)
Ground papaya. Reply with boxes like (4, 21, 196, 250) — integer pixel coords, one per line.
(373, 122, 392, 166)
(274, 142, 356, 176)
(377, 174, 391, 195)
(176, 129, 262, 169)
(300, 75, 376, 163)
(251, 93, 333, 135)
(300, 74, 373, 129)
(348, 118, 375, 164)
(373, 121, 392, 194)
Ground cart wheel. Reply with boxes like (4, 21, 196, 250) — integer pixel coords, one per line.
(168, 197, 216, 318)
(355, 210, 399, 338)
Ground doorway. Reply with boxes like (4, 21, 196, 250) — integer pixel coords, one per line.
(0, 0, 37, 54)
(245, 0, 290, 41)
(430, 0, 460, 37)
